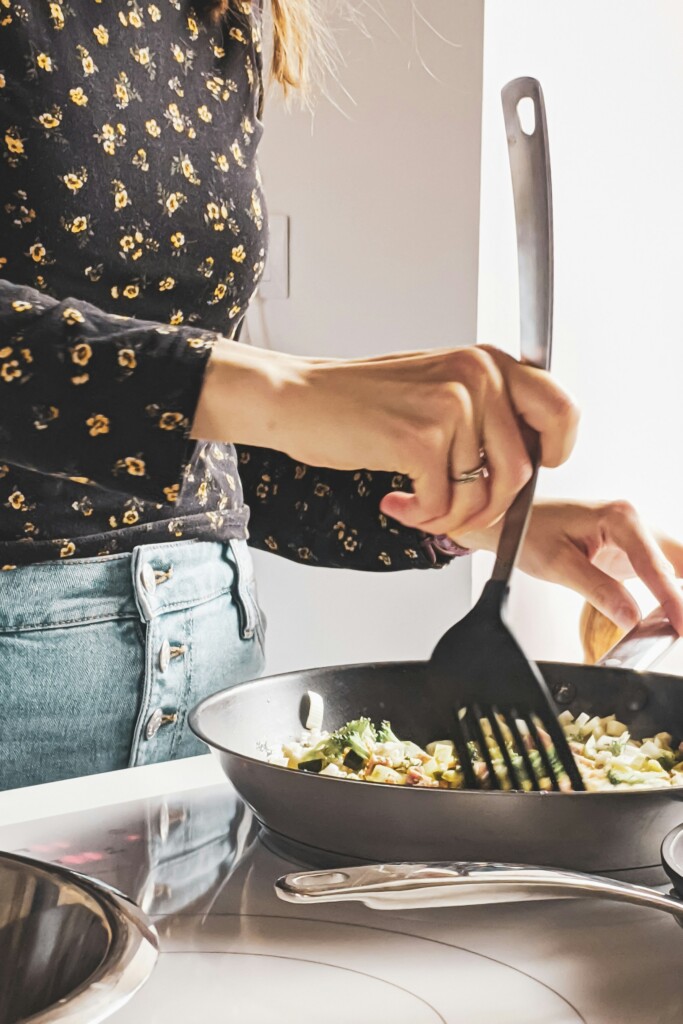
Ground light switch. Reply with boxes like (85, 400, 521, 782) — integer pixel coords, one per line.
(259, 213, 289, 299)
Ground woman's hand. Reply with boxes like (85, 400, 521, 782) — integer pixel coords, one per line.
(454, 499, 683, 635)
(192, 342, 579, 537)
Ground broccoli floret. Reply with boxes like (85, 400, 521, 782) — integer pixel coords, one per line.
(377, 720, 400, 744)
(338, 717, 378, 760)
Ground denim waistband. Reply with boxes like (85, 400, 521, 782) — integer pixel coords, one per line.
(0, 539, 255, 633)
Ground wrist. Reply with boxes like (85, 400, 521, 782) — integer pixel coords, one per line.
(191, 338, 311, 447)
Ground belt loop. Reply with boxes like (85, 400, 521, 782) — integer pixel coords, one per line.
(227, 539, 257, 640)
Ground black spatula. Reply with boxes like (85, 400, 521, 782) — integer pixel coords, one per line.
(430, 78, 584, 793)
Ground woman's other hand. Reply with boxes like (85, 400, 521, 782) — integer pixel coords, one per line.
(454, 499, 683, 636)
(192, 342, 579, 538)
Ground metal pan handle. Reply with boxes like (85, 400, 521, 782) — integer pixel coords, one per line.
(275, 860, 683, 921)
(596, 596, 681, 671)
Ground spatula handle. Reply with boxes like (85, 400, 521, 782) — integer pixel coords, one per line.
(490, 79, 554, 587)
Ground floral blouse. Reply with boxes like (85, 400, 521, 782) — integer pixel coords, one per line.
(0, 0, 463, 571)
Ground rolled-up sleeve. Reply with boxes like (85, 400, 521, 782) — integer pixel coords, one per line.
(237, 444, 469, 572)
(0, 279, 217, 503)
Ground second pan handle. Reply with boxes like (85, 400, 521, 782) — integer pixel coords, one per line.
(596, 596, 681, 671)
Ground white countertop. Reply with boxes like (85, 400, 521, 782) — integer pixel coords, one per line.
(1, 755, 682, 1024)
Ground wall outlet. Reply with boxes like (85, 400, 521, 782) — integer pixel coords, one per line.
(259, 213, 289, 299)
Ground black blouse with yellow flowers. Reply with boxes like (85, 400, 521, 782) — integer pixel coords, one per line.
(0, 0, 463, 571)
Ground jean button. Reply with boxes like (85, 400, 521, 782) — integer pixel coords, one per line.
(141, 564, 157, 594)
(145, 708, 163, 740)
(158, 639, 171, 673)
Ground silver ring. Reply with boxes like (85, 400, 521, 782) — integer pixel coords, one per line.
(450, 451, 488, 485)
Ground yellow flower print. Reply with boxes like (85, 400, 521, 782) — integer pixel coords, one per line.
(49, 3, 65, 29)
(230, 141, 246, 168)
(116, 456, 146, 477)
(128, 9, 143, 29)
(37, 108, 62, 130)
(197, 256, 214, 277)
(33, 404, 58, 429)
(170, 232, 185, 248)
(212, 44, 225, 59)
(229, 27, 246, 44)
(212, 282, 226, 301)
(1, 360, 21, 382)
(186, 336, 210, 349)
(86, 413, 110, 437)
(159, 411, 185, 430)
(29, 243, 46, 263)
(118, 348, 137, 369)
(205, 75, 223, 98)
(64, 309, 86, 328)
(206, 202, 220, 220)
(250, 190, 263, 229)
(62, 169, 87, 191)
(145, 118, 161, 137)
(76, 46, 97, 76)
(0, 347, 10, 358)
(228, 304, 241, 319)
(297, 547, 313, 562)
(71, 373, 90, 385)
(131, 45, 151, 66)
(4, 129, 24, 156)
(241, 115, 254, 135)
(132, 148, 149, 171)
(8, 491, 26, 510)
(148, 4, 161, 21)
(92, 24, 109, 45)
(186, 14, 198, 37)
(179, 155, 199, 184)
(231, 245, 246, 264)
(36, 53, 54, 72)
(211, 152, 229, 173)
(109, 515, 119, 529)
(0, 73, 6, 89)
(69, 87, 88, 106)
(115, 82, 129, 108)
(60, 542, 76, 559)
(122, 509, 139, 525)
(69, 216, 88, 234)
(158, 276, 175, 291)
(264, 536, 278, 552)
(197, 105, 212, 123)
(21, 348, 33, 364)
(71, 341, 92, 364)
(122, 284, 140, 299)
(120, 235, 135, 252)
(378, 552, 392, 566)
(165, 191, 184, 214)
(163, 484, 179, 503)
(169, 310, 184, 325)
(11, 300, 32, 312)
(171, 43, 186, 63)
(113, 181, 130, 210)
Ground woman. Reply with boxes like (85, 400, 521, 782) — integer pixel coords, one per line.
(0, 0, 681, 791)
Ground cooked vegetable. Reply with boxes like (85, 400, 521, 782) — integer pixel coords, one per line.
(271, 699, 683, 793)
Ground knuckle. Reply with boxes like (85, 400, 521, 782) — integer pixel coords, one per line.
(456, 345, 499, 384)
(606, 499, 638, 527)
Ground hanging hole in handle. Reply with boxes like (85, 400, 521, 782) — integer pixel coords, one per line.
(517, 96, 536, 136)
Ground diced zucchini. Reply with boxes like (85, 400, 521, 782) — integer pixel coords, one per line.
(366, 764, 404, 785)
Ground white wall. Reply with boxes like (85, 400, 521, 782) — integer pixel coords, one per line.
(478, 0, 683, 667)
(248, 1, 484, 673)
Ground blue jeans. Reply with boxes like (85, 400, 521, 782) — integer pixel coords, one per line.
(0, 539, 266, 791)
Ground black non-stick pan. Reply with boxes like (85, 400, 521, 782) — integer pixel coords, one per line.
(189, 598, 683, 885)
(190, 78, 683, 883)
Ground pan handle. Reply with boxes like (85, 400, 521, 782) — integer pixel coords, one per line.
(275, 860, 683, 921)
(596, 597, 681, 671)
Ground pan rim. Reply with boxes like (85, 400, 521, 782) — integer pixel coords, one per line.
(188, 659, 683, 801)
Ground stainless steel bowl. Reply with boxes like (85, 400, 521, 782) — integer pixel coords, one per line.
(0, 850, 158, 1024)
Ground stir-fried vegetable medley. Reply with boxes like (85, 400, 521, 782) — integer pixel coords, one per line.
(269, 703, 683, 792)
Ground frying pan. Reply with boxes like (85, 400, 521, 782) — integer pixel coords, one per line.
(189, 599, 683, 885)
(190, 78, 683, 883)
